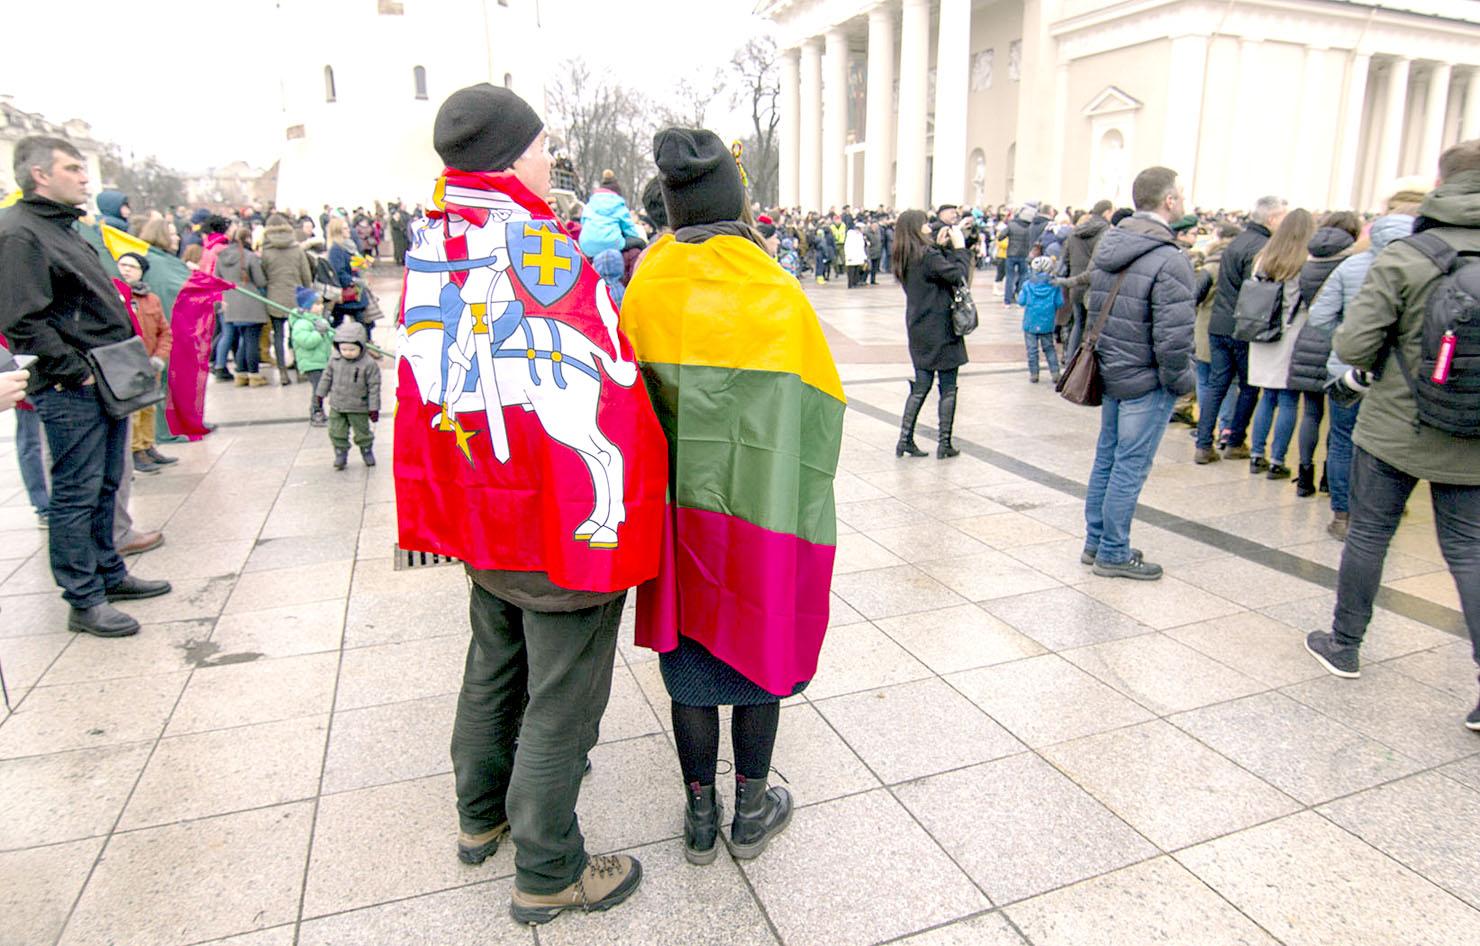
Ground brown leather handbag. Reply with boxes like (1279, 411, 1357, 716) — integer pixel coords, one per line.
(1056, 270, 1129, 407)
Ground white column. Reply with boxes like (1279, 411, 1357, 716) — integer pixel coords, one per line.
(799, 39, 823, 211)
(1375, 57, 1412, 193)
(1050, 62, 1070, 203)
(895, 0, 930, 209)
(929, 0, 971, 207)
(1464, 67, 1480, 141)
(1165, 34, 1209, 197)
(778, 48, 800, 209)
(1333, 51, 1371, 209)
(863, 4, 895, 210)
(1233, 36, 1266, 204)
(1419, 62, 1453, 176)
(822, 28, 849, 210)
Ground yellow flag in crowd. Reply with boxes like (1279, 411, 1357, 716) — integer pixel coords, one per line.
(100, 223, 150, 261)
(0, 189, 21, 209)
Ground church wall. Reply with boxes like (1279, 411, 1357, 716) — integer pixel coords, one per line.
(1061, 38, 1170, 210)
(965, 0, 1026, 207)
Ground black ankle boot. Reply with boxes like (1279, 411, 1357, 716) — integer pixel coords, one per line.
(936, 387, 960, 459)
(683, 781, 721, 865)
(1295, 463, 1316, 497)
(726, 775, 793, 860)
(896, 385, 929, 457)
(1319, 462, 1329, 493)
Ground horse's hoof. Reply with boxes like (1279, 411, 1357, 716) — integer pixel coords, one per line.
(587, 526, 619, 549)
(572, 520, 601, 542)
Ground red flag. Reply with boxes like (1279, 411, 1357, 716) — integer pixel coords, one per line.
(166, 270, 234, 440)
(393, 170, 666, 592)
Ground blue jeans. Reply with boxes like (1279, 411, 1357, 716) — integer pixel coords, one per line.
(30, 385, 129, 608)
(1025, 332, 1059, 378)
(14, 408, 49, 515)
(213, 318, 238, 371)
(234, 323, 262, 374)
(1084, 387, 1177, 565)
(1196, 334, 1260, 449)
(1193, 360, 1239, 435)
(1250, 388, 1300, 463)
(1333, 447, 1480, 664)
(1326, 399, 1359, 513)
(1003, 256, 1029, 305)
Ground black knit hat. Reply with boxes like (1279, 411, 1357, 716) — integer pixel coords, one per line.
(117, 251, 149, 275)
(653, 128, 744, 229)
(433, 84, 544, 172)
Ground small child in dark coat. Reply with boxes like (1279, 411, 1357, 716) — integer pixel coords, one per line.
(316, 321, 381, 469)
(1017, 255, 1064, 383)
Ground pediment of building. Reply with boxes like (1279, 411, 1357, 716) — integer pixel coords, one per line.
(1082, 86, 1143, 117)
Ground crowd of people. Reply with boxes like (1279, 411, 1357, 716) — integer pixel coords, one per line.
(1, 78, 1476, 934)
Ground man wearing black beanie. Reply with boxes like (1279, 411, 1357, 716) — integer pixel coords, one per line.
(422, 83, 645, 926)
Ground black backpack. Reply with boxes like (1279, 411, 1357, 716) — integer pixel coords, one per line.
(1392, 231, 1480, 438)
(1231, 274, 1288, 342)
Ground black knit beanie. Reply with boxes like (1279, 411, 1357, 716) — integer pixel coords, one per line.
(117, 251, 149, 275)
(653, 128, 744, 229)
(434, 84, 544, 172)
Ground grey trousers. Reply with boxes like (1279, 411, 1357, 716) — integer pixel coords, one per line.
(450, 583, 625, 894)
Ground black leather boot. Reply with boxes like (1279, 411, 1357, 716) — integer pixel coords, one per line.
(683, 781, 722, 865)
(936, 387, 960, 458)
(726, 775, 793, 860)
(1295, 464, 1316, 497)
(896, 385, 928, 457)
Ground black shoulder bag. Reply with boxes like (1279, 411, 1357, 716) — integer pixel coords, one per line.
(84, 336, 164, 418)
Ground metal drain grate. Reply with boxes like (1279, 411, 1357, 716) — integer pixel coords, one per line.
(393, 544, 461, 571)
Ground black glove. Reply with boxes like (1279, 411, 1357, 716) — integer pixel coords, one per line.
(369, 411, 380, 423)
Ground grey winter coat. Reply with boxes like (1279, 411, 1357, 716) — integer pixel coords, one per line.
(1286, 227, 1357, 391)
(259, 223, 314, 313)
(1086, 214, 1196, 400)
(217, 244, 269, 325)
(1005, 216, 1032, 257)
(1306, 213, 1415, 379)
(316, 321, 381, 413)
(1208, 222, 1271, 337)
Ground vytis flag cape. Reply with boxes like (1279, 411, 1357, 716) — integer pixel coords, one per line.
(393, 170, 666, 592)
(83, 223, 232, 440)
(621, 233, 846, 696)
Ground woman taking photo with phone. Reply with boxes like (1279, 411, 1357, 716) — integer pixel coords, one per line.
(893, 208, 969, 459)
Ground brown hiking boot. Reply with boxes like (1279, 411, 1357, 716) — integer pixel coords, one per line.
(509, 853, 643, 926)
(456, 822, 508, 865)
(1193, 446, 1221, 465)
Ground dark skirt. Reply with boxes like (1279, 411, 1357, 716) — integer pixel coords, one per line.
(659, 636, 808, 707)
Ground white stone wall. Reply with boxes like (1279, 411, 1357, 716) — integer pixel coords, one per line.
(273, 0, 549, 214)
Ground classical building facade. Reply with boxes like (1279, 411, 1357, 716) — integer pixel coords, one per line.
(274, 0, 549, 212)
(762, 0, 1480, 213)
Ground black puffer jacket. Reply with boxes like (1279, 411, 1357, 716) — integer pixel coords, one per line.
(1087, 216, 1196, 400)
(1286, 227, 1357, 391)
(1058, 216, 1109, 309)
(1208, 222, 1271, 337)
(901, 244, 969, 371)
(1005, 216, 1033, 257)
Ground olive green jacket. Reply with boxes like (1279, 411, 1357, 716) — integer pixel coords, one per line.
(1334, 169, 1480, 484)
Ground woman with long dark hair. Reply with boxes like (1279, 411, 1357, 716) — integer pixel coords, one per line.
(1246, 208, 1316, 478)
(892, 208, 968, 458)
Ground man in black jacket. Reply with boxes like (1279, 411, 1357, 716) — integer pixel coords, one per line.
(1003, 205, 1034, 305)
(1194, 195, 1287, 462)
(1081, 167, 1196, 581)
(0, 136, 171, 638)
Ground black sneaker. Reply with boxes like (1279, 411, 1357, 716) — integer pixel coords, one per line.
(1305, 631, 1360, 679)
(1092, 553, 1163, 581)
(1249, 457, 1269, 474)
(1267, 463, 1292, 481)
(132, 451, 161, 475)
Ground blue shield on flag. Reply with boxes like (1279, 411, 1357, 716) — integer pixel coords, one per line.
(508, 220, 582, 307)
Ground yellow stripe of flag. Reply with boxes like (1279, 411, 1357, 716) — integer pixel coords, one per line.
(100, 223, 151, 261)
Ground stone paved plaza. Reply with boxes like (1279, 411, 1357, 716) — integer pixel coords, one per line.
(2, 272, 1479, 946)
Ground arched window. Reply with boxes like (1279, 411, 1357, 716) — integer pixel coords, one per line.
(413, 65, 427, 100)
(324, 65, 337, 103)
(503, 72, 513, 89)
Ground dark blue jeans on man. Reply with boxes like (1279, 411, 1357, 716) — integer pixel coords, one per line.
(1196, 334, 1260, 450)
(1003, 256, 1029, 305)
(1193, 360, 1239, 434)
(1333, 447, 1479, 663)
(30, 385, 128, 608)
(1084, 386, 1177, 565)
(14, 408, 49, 515)
(1326, 400, 1359, 514)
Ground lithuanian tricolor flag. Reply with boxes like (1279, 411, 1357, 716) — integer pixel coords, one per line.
(622, 232, 845, 696)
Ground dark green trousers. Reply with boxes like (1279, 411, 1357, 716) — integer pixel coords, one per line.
(327, 410, 372, 450)
(450, 583, 625, 894)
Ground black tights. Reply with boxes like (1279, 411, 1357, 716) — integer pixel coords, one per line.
(671, 701, 780, 786)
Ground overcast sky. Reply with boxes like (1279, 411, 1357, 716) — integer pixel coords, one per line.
(0, 0, 770, 171)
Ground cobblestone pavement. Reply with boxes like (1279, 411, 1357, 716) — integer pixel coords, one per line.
(2, 269, 1478, 946)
